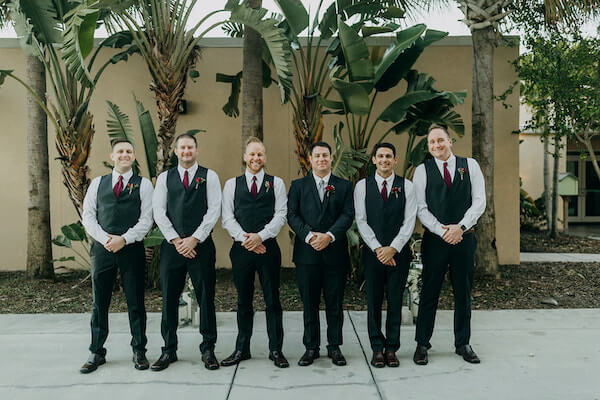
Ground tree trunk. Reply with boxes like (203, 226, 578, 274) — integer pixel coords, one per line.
(241, 0, 263, 160)
(25, 55, 54, 279)
(471, 26, 498, 277)
(582, 137, 600, 181)
(550, 133, 560, 238)
(543, 134, 551, 228)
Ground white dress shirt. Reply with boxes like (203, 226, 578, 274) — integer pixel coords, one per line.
(152, 162, 222, 243)
(412, 153, 486, 238)
(305, 171, 335, 243)
(82, 168, 154, 245)
(354, 172, 417, 252)
(221, 169, 287, 242)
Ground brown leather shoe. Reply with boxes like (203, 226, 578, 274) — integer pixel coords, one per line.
(413, 345, 428, 365)
(455, 345, 480, 364)
(201, 350, 220, 370)
(80, 353, 105, 374)
(269, 351, 290, 368)
(327, 347, 347, 366)
(384, 349, 399, 368)
(220, 350, 251, 367)
(297, 349, 319, 366)
(370, 351, 385, 368)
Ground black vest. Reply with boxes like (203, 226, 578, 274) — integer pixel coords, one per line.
(96, 173, 142, 236)
(166, 166, 209, 238)
(424, 156, 472, 225)
(233, 174, 276, 233)
(365, 175, 406, 247)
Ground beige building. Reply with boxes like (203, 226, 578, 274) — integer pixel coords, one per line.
(0, 36, 520, 271)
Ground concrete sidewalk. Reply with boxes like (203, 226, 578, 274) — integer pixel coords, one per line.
(1, 310, 599, 400)
(520, 252, 600, 263)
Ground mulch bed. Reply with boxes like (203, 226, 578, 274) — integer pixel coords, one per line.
(2, 262, 599, 313)
(520, 231, 600, 253)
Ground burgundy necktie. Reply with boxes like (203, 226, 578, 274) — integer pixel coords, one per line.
(443, 162, 452, 188)
(251, 176, 258, 198)
(183, 170, 189, 190)
(113, 175, 123, 199)
(381, 180, 388, 202)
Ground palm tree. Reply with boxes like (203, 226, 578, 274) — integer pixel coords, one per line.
(1, 1, 136, 216)
(242, 0, 264, 153)
(1, 1, 53, 278)
(70, 0, 292, 176)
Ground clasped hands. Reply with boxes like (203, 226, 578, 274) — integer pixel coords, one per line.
(242, 233, 266, 254)
(442, 224, 463, 245)
(308, 232, 332, 251)
(104, 234, 126, 253)
(375, 246, 396, 266)
(171, 236, 199, 258)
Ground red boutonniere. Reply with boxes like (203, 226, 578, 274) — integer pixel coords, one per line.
(325, 184, 335, 197)
(265, 181, 273, 193)
(391, 186, 400, 198)
(127, 182, 139, 195)
(195, 177, 206, 189)
(458, 168, 466, 181)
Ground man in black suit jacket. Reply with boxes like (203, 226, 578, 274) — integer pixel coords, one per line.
(287, 141, 354, 366)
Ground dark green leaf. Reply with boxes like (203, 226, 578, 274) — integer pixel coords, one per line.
(330, 76, 370, 115)
(61, 222, 87, 242)
(52, 235, 72, 248)
(378, 91, 440, 123)
(134, 95, 158, 178)
(273, 0, 308, 39)
(338, 18, 373, 82)
(144, 227, 164, 247)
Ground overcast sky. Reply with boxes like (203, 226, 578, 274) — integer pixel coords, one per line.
(0, 0, 596, 41)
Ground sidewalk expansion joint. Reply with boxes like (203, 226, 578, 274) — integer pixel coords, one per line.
(347, 310, 384, 400)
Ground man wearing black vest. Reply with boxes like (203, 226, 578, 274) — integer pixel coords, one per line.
(288, 141, 354, 366)
(354, 143, 416, 368)
(80, 139, 154, 373)
(151, 134, 222, 371)
(412, 125, 486, 365)
(221, 137, 289, 368)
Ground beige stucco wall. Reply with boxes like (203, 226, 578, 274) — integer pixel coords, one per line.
(0, 36, 520, 271)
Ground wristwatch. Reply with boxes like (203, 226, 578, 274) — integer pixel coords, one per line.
(460, 225, 467, 232)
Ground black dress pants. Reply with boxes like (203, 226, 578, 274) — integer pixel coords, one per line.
(364, 246, 411, 352)
(415, 231, 476, 348)
(89, 241, 147, 356)
(230, 239, 283, 353)
(159, 238, 217, 354)
(295, 261, 347, 351)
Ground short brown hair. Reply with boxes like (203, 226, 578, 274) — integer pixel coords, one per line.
(244, 136, 265, 152)
(175, 133, 197, 147)
(427, 124, 450, 137)
(111, 138, 134, 150)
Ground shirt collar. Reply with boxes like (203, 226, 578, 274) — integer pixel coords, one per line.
(178, 162, 198, 178)
(112, 168, 133, 181)
(375, 171, 395, 186)
(312, 171, 331, 185)
(434, 153, 455, 169)
(245, 169, 264, 183)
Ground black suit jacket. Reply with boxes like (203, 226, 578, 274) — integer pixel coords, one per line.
(287, 173, 354, 265)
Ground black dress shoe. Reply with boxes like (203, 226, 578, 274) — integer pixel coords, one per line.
(80, 353, 106, 374)
(201, 351, 220, 370)
(133, 351, 149, 370)
(413, 345, 428, 365)
(327, 348, 347, 366)
(370, 351, 385, 368)
(151, 352, 177, 371)
(384, 349, 399, 368)
(220, 350, 251, 367)
(297, 349, 319, 366)
(455, 345, 480, 364)
(269, 351, 289, 368)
